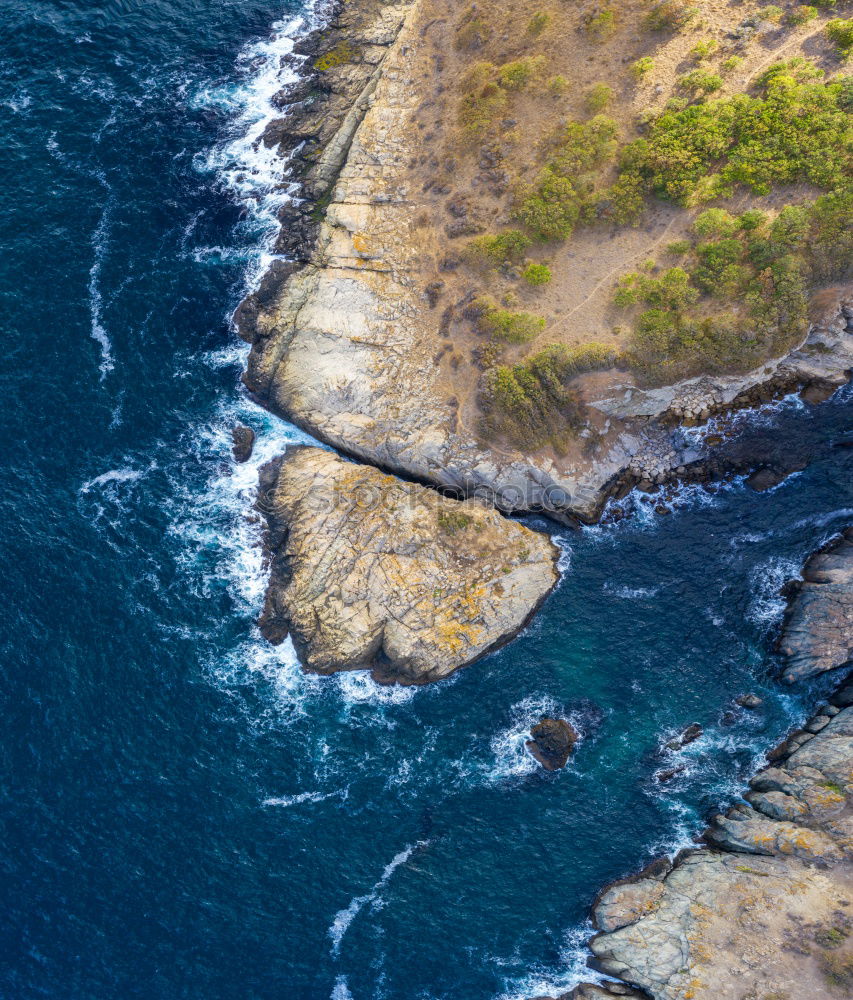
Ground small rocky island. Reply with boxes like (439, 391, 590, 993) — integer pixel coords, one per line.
(257, 447, 558, 684)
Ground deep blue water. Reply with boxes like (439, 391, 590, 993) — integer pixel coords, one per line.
(1, 3, 852, 998)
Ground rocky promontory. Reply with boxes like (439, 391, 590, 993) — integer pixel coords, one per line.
(257, 447, 558, 684)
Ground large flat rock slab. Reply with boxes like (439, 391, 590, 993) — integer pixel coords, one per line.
(781, 528, 853, 683)
(257, 447, 559, 684)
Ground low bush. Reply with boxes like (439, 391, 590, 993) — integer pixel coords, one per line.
(527, 11, 551, 36)
(826, 18, 853, 57)
(721, 55, 744, 73)
(474, 297, 546, 343)
(464, 230, 532, 266)
(690, 39, 718, 61)
(478, 343, 616, 449)
(522, 262, 553, 285)
(693, 207, 739, 237)
(643, 0, 698, 32)
(665, 239, 692, 255)
(759, 4, 784, 23)
(498, 55, 547, 91)
(584, 8, 617, 40)
(788, 4, 818, 23)
(631, 57, 655, 79)
(677, 69, 723, 95)
(614, 267, 699, 309)
(547, 74, 569, 96)
(585, 83, 614, 113)
(455, 6, 491, 50)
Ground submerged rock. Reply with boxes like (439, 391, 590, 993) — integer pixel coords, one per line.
(779, 527, 853, 682)
(526, 717, 578, 770)
(231, 425, 256, 463)
(257, 447, 559, 684)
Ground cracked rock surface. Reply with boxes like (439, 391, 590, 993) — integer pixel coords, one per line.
(257, 447, 559, 684)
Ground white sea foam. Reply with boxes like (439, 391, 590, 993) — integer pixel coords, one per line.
(603, 582, 662, 600)
(262, 788, 347, 808)
(88, 195, 115, 378)
(328, 842, 425, 957)
(79, 463, 153, 494)
(746, 554, 801, 627)
(330, 976, 354, 1000)
(492, 922, 608, 1000)
(193, 0, 332, 285)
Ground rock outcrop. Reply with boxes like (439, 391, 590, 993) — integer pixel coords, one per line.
(586, 688, 853, 1000)
(780, 528, 853, 683)
(527, 717, 579, 771)
(257, 447, 559, 684)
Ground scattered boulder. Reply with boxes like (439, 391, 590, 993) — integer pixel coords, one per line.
(735, 693, 763, 709)
(526, 717, 579, 770)
(665, 723, 702, 751)
(231, 425, 256, 464)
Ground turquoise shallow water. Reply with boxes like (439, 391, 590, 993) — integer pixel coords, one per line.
(1, 3, 852, 998)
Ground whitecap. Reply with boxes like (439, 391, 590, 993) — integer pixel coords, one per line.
(746, 554, 801, 628)
(328, 841, 426, 956)
(88, 197, 115, 378)
(262, 788, 346, 808)
(330, 976, 354, 1000)
(603, 582, 662, 599)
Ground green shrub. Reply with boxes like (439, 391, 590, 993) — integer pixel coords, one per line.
(455, 7, 491, 50)
(826, 18, 853, 57)
(515, 170, 582, 240)
(475, 299, 546, 343)
(478, 343, 616, 448)
(643, 0, 698, 32)
(584, 8, 617, 40)
(527, 11, 551, 36)
(677, 69, 723, 94)
(757, 57, 824, 87)
(522, 262, 553, 285)
(693, 207, 739, 237)
(617, 69, 851, 203)
(437, 509, 473, 533)
(690, 39, 718, 61)
(614, 267, 699, 309)
(631, 57, 655, 79)
(465, 230, 532, 266)
(788, 4, 818, 23)
(666, 239, 692, 255)
(586, 83, 614, 112)
(721, 55, 744, 73)
(547, 74, 569, 96)
(314, 41, 357, 71)
(759, 5, 784, 23)
(514, 116, 619, 240)
(738, 209, 767, 231)
(498, 55, 547, 90)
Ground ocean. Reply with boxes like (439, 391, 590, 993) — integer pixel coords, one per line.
(1, 2, 852, 997)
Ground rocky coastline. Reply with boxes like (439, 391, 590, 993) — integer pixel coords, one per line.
(558, 533, 853, 1000)
(236, 0, 853, 530)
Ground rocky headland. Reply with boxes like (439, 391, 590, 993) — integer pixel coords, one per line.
(240, 0, 853, 527)
(256, 446, 558, 684)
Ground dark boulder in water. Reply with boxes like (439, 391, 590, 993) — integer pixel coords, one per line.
(526, 717, 578, 770)
(231, 425, 256, 463)
(736, 692, 763, 709)
(665, 722, 702, 751)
